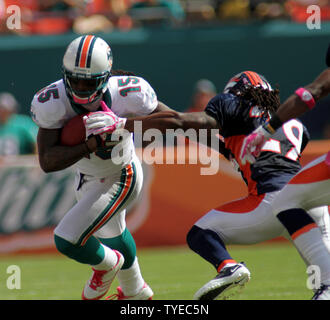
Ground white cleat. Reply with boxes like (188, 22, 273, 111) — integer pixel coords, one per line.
(194, 262, 251, 300)
(312, 284, 330, 300)
(82, 250, 124, 300)
(106, 282, 154, 300)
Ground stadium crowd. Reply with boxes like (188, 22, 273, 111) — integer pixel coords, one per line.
(0, 0, 329, 35)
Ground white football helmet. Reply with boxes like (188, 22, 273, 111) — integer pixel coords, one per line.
(62, 35, 113, 105)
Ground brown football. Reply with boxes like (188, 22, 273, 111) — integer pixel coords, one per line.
(60, 114, 87, 146)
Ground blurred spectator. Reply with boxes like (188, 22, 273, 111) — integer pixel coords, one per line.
(214, 0, 288, 20)
(286, 0, 330, 23)
(186, 79, 217, 112)
(28, 0, 78, 35)
(251, 0, 288, 19)
(183, 0, 216, 23)
(0, 93, 37, 155)
(73, 12, 114, 33)
(0, 0, 79, 35)
(216, 0, 250, 20)
(73, 0, 133, 33)
(129, 0, 185, 27)
(0, 0, 39, 34)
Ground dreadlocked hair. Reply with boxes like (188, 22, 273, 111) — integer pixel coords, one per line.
(235, 85, 280, 114)
(111, 69, 136, 76)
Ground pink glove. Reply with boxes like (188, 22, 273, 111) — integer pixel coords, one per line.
(83, 101, 126, 137)
(240, 125, 271, 165)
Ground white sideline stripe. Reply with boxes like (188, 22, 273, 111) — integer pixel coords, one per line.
(0, 230, 54, 253)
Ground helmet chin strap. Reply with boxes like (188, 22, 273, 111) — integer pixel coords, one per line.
(72, 91, 99, 105)
(80, 96, 102, 112)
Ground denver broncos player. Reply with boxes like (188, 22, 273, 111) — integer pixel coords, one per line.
(30, 35, 172, 300)
(240, 46, 330, 300)
(105, 70, 330, 300)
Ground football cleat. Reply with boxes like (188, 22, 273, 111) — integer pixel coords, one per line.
(82, 250, 124, 300)
(106, 282, 154, 300)
(194, 262, 251, 300)
(312, 284, 330, 300)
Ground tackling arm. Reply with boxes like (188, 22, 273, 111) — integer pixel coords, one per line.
(124, 110, 219, 133)
(276, 68, 330, 123)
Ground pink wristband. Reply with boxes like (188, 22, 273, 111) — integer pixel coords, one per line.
(294, 87, 316, 110)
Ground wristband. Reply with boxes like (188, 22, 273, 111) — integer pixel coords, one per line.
(263, 113, 283, 135)
(295, 87, 316, 110)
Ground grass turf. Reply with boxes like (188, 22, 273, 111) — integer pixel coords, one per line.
(0, 242, 311, 300)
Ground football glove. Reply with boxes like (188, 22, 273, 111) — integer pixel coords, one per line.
(240, 125, 271, 165)
(93, 131, 123, 151)
(83, 111, 126, 137)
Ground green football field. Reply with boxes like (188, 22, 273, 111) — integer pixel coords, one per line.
(0, 243, 312, 300)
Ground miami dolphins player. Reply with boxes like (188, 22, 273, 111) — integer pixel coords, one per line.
(31, 35, 172, 300)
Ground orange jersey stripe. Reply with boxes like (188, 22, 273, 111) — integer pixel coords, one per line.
(81, 165, 134, 246)
(225, 135, 258, 195)
(79, 35, 94, 68)
(215, 194, 265, 213)
(289, 161, 330, 185)
(291, 223, 317, 240)
(217, 259, 237, 273)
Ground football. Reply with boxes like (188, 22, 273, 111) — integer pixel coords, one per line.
(60, 114, 87, 146)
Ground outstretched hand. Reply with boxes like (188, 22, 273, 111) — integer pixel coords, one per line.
(240, 126, 270, 165)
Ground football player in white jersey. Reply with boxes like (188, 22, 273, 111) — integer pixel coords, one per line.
(31, 35, 172, 300)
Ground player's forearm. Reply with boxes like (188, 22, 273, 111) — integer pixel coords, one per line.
(37, 127, 97, 172)
(124, 111, 185, 133)
(124, 111, 218, 133)
(38, 143, 90, 172)
(276, 95, 310, 123)
(276, 68, 330, 124)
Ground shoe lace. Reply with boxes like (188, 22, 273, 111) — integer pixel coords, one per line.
(312, 284, 327, 300)
(106, 288, 124, 300)
(89, 270, 107, 290)
(106, 293, 119, 300)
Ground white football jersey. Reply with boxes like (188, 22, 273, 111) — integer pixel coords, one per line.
(31, 75, 158, 177)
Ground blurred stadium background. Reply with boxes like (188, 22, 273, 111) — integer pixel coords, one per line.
(0, 0, 329, 300)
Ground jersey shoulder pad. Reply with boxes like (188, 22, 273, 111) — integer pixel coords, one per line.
(30, 80, 72, 129)
(109, 76, 158, 116)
